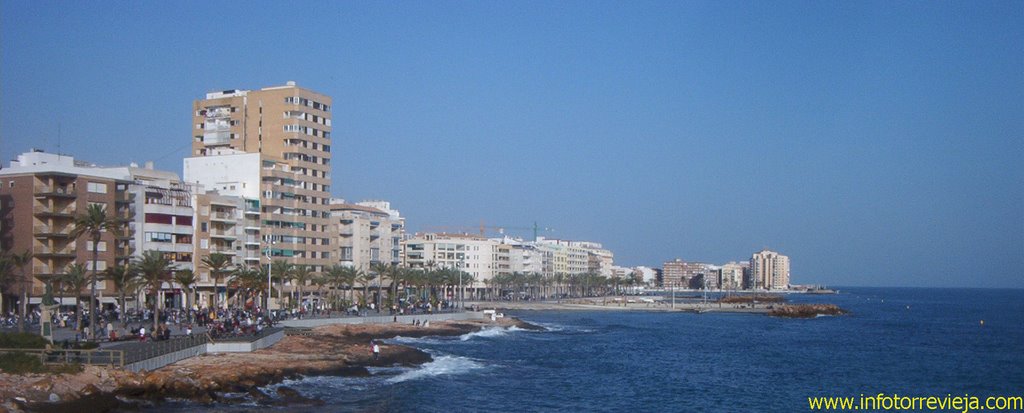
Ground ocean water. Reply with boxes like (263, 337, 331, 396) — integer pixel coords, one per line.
(149, 288, 1024, 412)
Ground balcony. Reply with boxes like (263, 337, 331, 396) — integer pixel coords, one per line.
(33, 204, 78, 218)
(209, 246, 236, 255)
(33, 225, 71, 238)
(244, 235, 260, 245)
(115, 192, 134, 204)
(210, 211, 237, 222)
(209, 230, 237, 240)
(35, 245, 77, 258)
(33, 186, 76, 198)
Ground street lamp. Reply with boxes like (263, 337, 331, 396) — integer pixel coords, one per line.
(265, 240, 276, 310)
(458, 258, 465, 311)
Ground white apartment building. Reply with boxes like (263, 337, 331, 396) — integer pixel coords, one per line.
(402, 232, 497, 287)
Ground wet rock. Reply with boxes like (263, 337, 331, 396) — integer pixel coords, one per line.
(276, 386, 302, 400)
(49, 393, 60, 402)
(247, 387, 273, 403)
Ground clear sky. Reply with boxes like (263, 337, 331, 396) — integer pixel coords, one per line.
(2, 1, 1021, 288)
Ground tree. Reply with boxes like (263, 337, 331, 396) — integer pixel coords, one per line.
(270, 260, 293, 308)
(104, 264, 138, 323)
(135, 251, 174, 332)
(0, 254, 15, 325)
(0, 251, 33, 332)
(70, 203, 122, 339)
(290, 265, 315, 310)
(201, 253, 233, 309)
(63, 264, 90, 334)
(173, 269, 196, 320)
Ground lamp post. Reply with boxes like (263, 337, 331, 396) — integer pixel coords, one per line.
(458, 259, 465, 311)
(265, 240, 275, 310)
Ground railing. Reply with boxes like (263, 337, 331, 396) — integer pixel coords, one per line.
(212, 327, 283, 343)
(33, 205, 77, 215)
(33, 225, 71, 235)
(35, 245, 76, 255)
(211, 211, 235, 220)
(0, 348, 126, 367)
(33, 186, 76, 196)
(116, 334, 210, 364)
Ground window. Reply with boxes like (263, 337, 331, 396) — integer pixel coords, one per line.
(146, 232, 173, 243)
(200, 239, 208, 249)
(87, 260, 108, 271)
(86, 241, 108, 251)
(145, 213, 173, 224)
(87, 182, 108, 194)
(201, 222, 208, 232)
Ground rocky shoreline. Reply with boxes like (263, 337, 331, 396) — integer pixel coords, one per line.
(769, 304, 849, 318)
(1, 317, 540, 412)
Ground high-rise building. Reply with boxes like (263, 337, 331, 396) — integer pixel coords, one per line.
(186, 82, 333, 271)
(749, 249, 790, 290)
(661, 259, 709, 289)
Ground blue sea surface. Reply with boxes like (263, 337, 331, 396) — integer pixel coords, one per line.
(151, 287, 1024, 412)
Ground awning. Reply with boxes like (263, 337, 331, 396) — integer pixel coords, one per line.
(99, 297, 117, 304)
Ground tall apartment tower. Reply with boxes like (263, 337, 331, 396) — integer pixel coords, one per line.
(749, 249, 790, 290)
(188, 82, 333, 271)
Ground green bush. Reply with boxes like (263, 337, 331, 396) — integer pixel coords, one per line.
(0, 352, 44, 374)
(0, 333, 48, 349)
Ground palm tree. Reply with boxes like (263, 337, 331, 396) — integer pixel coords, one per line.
(63, 264, 90, 334)
(173, 269, 196, 320)
(201, 253, 233, 309)
(2, 251, 32, 332)
(70, 203, 122, 339)
(0, 255, 13, 317)
(104, 264, 138, 323)
(135, 251, 174, 332)
(290, 265, 315, 310)
(271, 260, 293, 308)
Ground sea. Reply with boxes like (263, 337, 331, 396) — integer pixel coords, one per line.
(146, 287, 1023, 412)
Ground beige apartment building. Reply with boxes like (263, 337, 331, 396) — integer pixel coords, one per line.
(330, 200, 404, 271)
(188, 82, 333, 271)
(750, 249, 790, 290)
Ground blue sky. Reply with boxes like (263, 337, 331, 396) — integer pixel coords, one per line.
(2, 1, 1021, 287)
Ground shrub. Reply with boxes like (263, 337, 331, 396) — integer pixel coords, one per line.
(0, 332, 48, 349)
(0, 352, 44, 374)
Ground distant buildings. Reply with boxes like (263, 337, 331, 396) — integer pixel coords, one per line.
(659, 250, 790, 291)
(749, 249, 790, 290)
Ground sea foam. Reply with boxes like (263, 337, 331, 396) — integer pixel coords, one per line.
(386, 355, 484, 383)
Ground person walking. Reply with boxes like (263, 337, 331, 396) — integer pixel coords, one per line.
(372, 341, 380, 361)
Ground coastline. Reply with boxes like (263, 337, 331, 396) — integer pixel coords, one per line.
(0, 316, 539, 412)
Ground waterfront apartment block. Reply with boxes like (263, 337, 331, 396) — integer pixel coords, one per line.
(718, 261, 748, 290)
(0, 151, 134, 308)
(749, 249, 790, 290)
(661, 259, 711, 288)
(330, 200, 404, 271)
(188, 82, 333, 271)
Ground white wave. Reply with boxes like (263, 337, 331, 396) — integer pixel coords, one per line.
(529, 321, 565, 332)
(391, 335, 444, 345)
(386, 355, 484, 383)
(459, 326, 509, 341)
